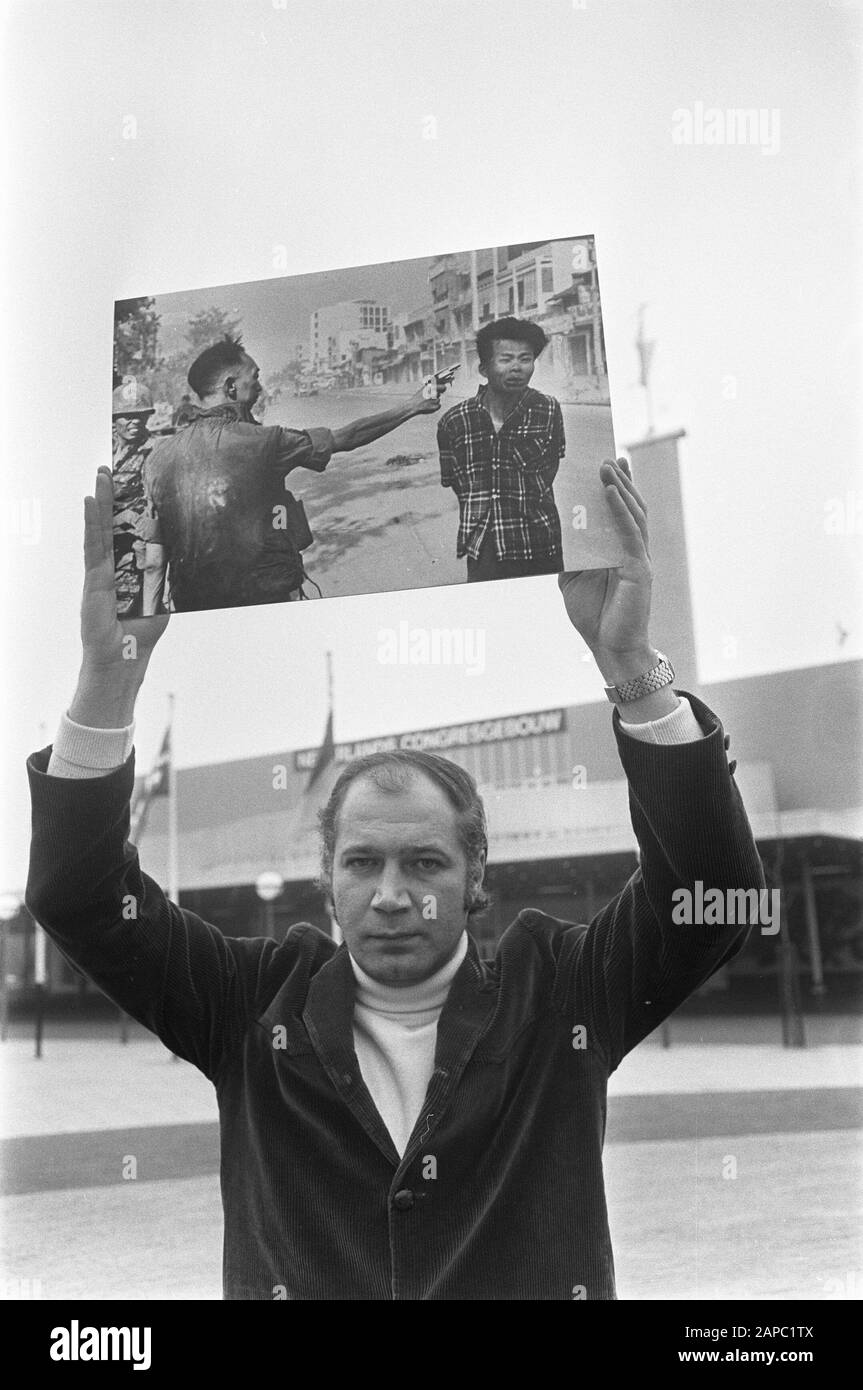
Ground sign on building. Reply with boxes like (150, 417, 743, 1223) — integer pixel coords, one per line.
(294, 709, 567, 771)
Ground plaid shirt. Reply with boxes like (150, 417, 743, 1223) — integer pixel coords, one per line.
(437, 386, 566, 561)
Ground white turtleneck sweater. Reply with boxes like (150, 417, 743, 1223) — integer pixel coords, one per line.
(348, 933, 468, 1156)
(43, 696, 705, 1156)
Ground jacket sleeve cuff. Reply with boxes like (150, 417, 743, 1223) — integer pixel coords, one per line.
(618, 694, 705, 744)
(612, 689, 726, 784)
(47, 710, 136, 777)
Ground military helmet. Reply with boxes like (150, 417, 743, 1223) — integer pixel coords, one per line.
(112, 378, 154, 416)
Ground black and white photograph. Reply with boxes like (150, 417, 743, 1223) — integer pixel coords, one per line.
(111, 236, 621, 617)
(1, 0, 861, 1346)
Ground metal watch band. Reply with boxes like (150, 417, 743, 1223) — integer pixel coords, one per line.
(604, 652, 675, 705)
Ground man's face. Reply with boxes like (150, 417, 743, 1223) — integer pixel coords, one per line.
(480, 338, 537, 395)
(331, 771, 475, 985)
(226, 354, 262, 407)
(113, 414, 149, 443)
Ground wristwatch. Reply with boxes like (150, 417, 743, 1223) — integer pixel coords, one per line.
(604, 651, 675, 705)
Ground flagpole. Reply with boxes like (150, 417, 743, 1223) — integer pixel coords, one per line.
(636, 303, 655, 438)
(167, 692, 178, 906)
(323, 652, 342, 944)
(166, 693, 181, 1062)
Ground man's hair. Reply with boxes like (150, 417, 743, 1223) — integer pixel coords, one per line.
(475, 316, 548, 367)
(317, 750, 490, 916)
(187, 333, 246, 400)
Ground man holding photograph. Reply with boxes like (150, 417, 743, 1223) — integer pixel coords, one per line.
(437, 316, 566, 582)
(24, 455, 765, 1299)
(141, 334, 447, 612)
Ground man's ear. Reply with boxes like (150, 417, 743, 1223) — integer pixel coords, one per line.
(466, 853, 486, 906)
(317, 871, 334, 910)
(224, 376, 237, 400)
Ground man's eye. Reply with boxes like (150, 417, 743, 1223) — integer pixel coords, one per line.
(415, 858, 443, 871)
(345, 857, 373, 868)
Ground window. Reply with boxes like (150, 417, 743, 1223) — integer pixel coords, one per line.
(541, 265, 554, 293)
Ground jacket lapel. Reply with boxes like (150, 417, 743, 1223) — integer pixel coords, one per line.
(301, 945, 401, 1166)
(400, 935, 498, 1168)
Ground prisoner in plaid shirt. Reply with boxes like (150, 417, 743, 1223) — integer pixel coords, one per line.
(437, 317, 566, 581)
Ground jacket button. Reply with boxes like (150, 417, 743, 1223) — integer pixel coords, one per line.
(393, 1189, 415, 1211)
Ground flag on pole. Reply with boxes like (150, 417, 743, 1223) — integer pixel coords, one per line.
(130, 723, 171, 840)
(306, 708, 334, 791)
(306, 652, 335, 792)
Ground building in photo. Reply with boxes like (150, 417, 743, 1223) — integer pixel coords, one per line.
(422, 238, 607, 400)
(310, 299, 391, 382)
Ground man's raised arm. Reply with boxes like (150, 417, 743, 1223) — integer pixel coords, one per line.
(549, 458, 765, 1069)
(329, 380, 447, 453)
(24, 468, 280, 1077)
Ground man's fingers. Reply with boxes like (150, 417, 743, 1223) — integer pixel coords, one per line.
(612, 456, 647, 514)
(557, 570, 586, 590)
(83, 494, 104, 570)
(96, 468, 115, 559)
(604, 473, 649, 556)
(602, 461, 648, 553)
(84, 469, 116, 573)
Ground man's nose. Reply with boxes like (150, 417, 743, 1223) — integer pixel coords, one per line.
(371, 868, 411, 913)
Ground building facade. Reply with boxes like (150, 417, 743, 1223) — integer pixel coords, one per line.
(305, 241, 607, 397)
(310, 300, 391, 381)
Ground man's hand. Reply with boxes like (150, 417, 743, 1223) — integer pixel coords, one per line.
(68, 467, 169, 727)
(412, 376, 449, 414)
(558, 457, 658, 690)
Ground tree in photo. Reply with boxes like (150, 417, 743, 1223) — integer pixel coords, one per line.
(185, 306, 243, 352)
(114, 297, 162, 380)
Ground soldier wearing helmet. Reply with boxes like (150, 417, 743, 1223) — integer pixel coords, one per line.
(111, 378, 167, 617)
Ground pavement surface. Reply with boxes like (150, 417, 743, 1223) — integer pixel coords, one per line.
(1, 1028, 860, 1301)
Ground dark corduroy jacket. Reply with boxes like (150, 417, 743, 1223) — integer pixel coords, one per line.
(25, 692, 764, 1300)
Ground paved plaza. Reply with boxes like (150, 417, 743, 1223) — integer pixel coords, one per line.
(1, 1021, 860, 1301)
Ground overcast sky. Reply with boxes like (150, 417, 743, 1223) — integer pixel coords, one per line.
(153, 255, 438, 366)
(1, 0, 860, 892)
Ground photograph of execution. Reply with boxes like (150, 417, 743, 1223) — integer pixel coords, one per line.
(111, 235, 622, 615)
